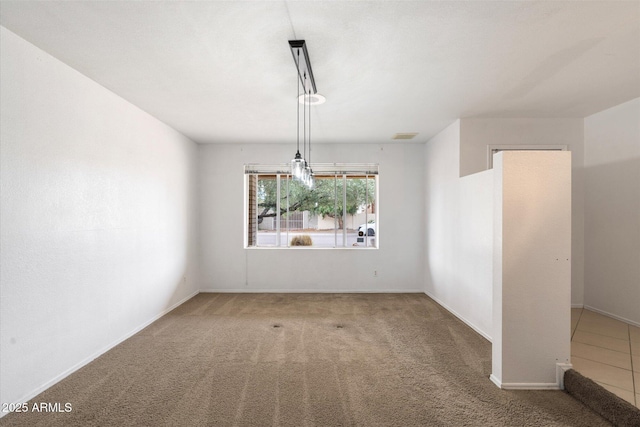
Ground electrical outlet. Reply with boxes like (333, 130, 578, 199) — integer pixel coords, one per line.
(374, 270, 378, 277)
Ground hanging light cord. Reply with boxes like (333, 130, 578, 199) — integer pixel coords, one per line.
(296, 49, 300, 154)
(304, 72, 307, 162)
(308, 87, 311, 166)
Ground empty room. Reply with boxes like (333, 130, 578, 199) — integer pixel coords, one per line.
(1, 1, 639, 426)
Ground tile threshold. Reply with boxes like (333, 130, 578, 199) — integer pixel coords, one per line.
(571, 308, 637, 406)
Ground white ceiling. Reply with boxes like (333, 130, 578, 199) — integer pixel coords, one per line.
(1, 1, 638, 144)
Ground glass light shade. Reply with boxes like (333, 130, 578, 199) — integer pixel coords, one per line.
(291, 153, 305, 180)
(307, 171, 315, 189)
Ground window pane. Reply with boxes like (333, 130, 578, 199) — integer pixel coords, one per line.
(247, 175, 257, 247)
(310, 175, 341, 247)
(256, 176, 278, 247)
(285, 175, 312, 247)
(247, 170, 378, 249)
(346, 176, 376, 247)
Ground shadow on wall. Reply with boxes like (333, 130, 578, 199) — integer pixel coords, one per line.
(423, 167, 494, 341)
(583, 156, 640, 324)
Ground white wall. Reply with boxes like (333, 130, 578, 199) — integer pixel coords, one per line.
(491, 151, 572, 388)
(459, 118, 585, 307)
(584, 98, 640, 325)
(0, 27, 200, 407)
(424, 121, 494, 340)
(199, 142, 424, 292)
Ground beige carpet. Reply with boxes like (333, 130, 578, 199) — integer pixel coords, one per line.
(1, 293, 610, 426)
(564, 369, 640, 426)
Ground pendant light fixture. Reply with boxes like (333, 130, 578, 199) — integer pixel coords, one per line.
(290, 47, 305, 180)
(305, 82, 314, 189)
(301, 71, 310, 186)
(289, 40, 321, 188)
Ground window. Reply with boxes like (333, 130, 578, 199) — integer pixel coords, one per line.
(245, 164, 378, 248)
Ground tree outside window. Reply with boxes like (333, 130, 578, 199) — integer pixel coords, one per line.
(249, 173, 377, 248)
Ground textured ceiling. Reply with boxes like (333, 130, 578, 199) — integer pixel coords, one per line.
(1, 1, 638, 144)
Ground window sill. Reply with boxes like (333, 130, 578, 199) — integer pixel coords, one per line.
(245, 246, 379, 250)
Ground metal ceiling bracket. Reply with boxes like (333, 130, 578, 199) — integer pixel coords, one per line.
(289, 40, 317, 95)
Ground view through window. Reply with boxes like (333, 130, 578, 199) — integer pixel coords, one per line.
(246, 164, 378, 248)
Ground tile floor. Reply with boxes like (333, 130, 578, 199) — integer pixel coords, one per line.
(571, 308, 639, 408)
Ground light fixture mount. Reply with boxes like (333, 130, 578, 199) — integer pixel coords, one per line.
(289, 40, 317, 95)
(298, 93, 326, 105)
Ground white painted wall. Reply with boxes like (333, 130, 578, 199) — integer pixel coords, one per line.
(491, 151, 572, 388)
(424, 121, 494, 340)
(459, 118, 585, 307)
(199, 142, 424, 292)
(0, 27, 200, 407)
(584, 98, 640, 325)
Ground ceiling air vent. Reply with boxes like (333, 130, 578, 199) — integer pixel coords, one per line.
(392, 133, 418, 140)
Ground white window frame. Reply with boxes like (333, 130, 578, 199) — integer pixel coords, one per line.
(244, 163, 379, 249)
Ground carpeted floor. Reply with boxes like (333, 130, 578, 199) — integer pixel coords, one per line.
(0, 293, 611, 426)
(564, 369, 640, 426)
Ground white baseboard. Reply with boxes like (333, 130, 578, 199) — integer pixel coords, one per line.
(423, 290, 492, 342)
(583, 305, 640, 328)
(497, 382, 561, 390)
(571, 303, 584, 309)
(489, 375, 561, 390)
(556, 363, 573, 390)
(1, 290, 199, 419)
(199, 288, 424, 293)
(489, 374, 502, 388)
(490, 363, 571, 390)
